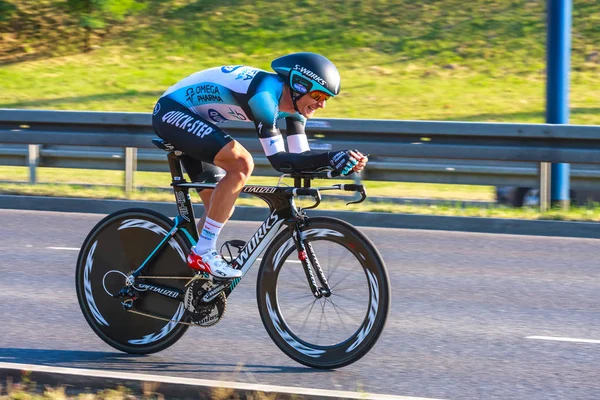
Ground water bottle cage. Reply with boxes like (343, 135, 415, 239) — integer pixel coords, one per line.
(220, 239, 247, 264)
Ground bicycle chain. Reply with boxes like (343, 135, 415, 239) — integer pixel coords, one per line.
(138, 275, 192, 280)
(127, 308, 196, 327)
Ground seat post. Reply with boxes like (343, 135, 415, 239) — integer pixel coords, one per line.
(167, 152, 186, 183)
(292, 176, 312, 188)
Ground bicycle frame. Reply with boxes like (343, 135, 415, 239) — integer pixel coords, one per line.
(127, 150, 357, 302)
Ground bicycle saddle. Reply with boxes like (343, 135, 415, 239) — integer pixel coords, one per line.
(152, 138, 179, 152)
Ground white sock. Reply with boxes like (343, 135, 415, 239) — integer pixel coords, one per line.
(194, 217, 224, 254)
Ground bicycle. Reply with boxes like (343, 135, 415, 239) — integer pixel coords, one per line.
(75, 138, 390, 369)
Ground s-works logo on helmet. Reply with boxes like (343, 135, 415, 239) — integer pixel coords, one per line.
(293, 65, 326, 86)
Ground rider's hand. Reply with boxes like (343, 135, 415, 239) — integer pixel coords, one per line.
(349, 150, 368, 173)
(329, 149, 367, 176)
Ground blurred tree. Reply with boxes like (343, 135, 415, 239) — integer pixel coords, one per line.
(0, 0, 17, 22)
(65, 0, 147, 51)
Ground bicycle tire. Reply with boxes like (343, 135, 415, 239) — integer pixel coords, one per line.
(75, 208, 195, 354)
(256, 217, 390, 369)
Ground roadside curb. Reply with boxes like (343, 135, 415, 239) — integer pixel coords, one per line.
(0, 362, 434, 400)
(2, 195, 599, 239)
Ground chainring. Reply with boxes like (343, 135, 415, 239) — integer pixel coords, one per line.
(184, 277, 227, 327)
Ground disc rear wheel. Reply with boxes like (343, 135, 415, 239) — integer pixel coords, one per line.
(75, 208, 194, 354)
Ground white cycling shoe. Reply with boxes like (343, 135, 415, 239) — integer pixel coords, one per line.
(187, 248, 242, 279)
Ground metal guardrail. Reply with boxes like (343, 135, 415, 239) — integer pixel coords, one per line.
(1, 109, 600, 209)
(2, 144, 600, 191)
(3, 144, 600, 187)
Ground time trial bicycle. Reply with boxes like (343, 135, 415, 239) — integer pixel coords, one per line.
(75, 138, 390, 369)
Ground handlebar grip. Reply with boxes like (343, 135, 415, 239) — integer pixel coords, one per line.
(339, 184, 363, 192)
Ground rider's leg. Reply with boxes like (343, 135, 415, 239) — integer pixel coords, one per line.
(151, 99, 245, 278)
(188, 141, 252, 278)
(196, 189, 235, 235)
(207, 140, 253, 222)
(196, 189, 211, 234)
(193, 141, 253, 254)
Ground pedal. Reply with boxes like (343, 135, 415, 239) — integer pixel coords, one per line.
(121, 298, 135, 310)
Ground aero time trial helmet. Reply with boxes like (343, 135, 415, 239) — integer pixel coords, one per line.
(271, 52, 341, 111)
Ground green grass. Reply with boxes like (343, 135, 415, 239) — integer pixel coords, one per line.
(1, 47, 599, 124)
(1, 1, 599, 222)
(0, 0, 599, 124)
(0, 375, 280, 399)
(2, 166, 599, 222)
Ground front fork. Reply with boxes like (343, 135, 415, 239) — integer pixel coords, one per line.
(292, 219, 332, 299)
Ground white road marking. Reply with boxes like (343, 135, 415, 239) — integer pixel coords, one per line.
(0, 362, 443, 400)
(526, 336, 600, 344)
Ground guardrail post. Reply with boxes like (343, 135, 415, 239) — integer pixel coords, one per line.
(28, 144, 39, 184)
(539, 162, 551, 212)
(125, 147, 137, 195)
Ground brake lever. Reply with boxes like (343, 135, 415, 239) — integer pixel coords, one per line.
(344, 153, 369, 205)
(346, 187, 367, 205)
(338, 184, 367, 205)
(302, 191, 322, 210)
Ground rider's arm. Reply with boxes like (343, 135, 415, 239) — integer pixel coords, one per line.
(285, 117, 310, 153)
(252, 117, 330, 172)
(247, 81, 350, 173)
(267, 151, 331, 173)
(248, 88, 331, 172)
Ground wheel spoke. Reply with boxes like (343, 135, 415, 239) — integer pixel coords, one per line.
(330, 273, 353, 291)
(330, 286, 364, 293)
(326, 297, 362, 327)
(325, 297, 349, 331)
(332, 248, 351, 276)
(283, 261, 312, 290)
(320, 298, 331, 331)
(330, 291, 365, 302)
(280, 291, 317, 301)
(299, 298, 319, 332)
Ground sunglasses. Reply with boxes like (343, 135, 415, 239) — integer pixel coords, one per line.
(308, 90, 332, 102)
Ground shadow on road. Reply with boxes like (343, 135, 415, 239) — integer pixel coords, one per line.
(0, 348, 325, 375)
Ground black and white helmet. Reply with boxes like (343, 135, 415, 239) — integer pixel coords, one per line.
(271, 52, 341, 101)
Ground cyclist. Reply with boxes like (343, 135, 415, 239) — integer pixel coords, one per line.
(152, 52, 368, 279)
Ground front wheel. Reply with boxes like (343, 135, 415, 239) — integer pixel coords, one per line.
(257, 217, 390, 369)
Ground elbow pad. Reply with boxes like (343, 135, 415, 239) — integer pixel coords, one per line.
(267, 152, 329, 173)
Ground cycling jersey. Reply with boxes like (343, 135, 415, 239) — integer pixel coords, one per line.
(159, 66, 310, 153)
(152, 65, 333, 177)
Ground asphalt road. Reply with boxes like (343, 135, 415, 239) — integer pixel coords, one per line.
(0, 209, 599, 400)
